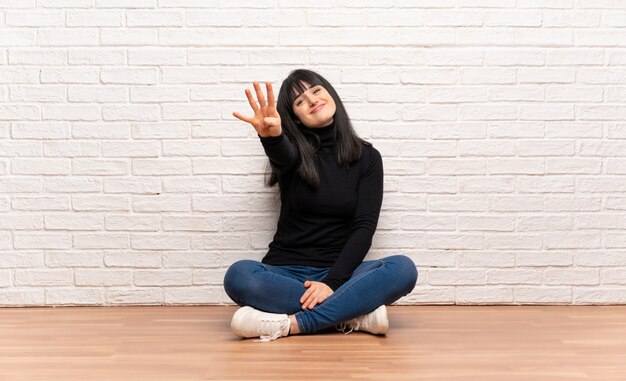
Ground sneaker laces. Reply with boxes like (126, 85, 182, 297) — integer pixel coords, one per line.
(253, 317, 290, 343)
(335, 318, 362, 335)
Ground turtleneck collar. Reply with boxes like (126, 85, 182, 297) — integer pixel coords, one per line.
(307, 119, 335, 148)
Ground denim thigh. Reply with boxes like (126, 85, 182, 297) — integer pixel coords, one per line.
(223, 259, 331, 314)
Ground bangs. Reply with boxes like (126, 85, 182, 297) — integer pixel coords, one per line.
(285, 76, 324, 104)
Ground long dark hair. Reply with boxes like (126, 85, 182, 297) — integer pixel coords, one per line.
(265, 69, 371, 189)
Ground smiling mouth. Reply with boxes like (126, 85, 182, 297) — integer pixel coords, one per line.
(311, 104, 325, 114)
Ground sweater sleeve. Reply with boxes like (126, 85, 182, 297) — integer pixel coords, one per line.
(321, 147, 384, 291)
(258, 131, 300, 174)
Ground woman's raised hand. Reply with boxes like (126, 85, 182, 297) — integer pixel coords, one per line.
(233, 81, 282, 138)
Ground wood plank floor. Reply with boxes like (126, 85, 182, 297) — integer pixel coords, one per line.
(0, 305, 625, 380)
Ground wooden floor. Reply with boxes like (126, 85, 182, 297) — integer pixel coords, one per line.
(0, 305, 625, 381)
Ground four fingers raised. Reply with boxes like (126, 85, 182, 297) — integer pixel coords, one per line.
(233, 81, 277, 124)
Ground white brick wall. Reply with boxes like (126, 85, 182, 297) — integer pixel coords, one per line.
(1, 1, 625, 307)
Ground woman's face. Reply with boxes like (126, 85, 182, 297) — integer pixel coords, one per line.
(291, 81, 336, 128)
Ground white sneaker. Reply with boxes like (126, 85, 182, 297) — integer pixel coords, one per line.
(335, 304, 389, 335)
(230, 306, 291, 343)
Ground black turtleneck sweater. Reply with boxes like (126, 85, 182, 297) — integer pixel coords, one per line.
(256, 120, 384, 291)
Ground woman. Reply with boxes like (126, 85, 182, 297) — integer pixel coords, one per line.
(224, 69, 418, 343)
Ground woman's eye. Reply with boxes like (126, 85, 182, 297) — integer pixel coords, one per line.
(295, 88, 320, 106)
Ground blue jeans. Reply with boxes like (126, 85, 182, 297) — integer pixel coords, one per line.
(223, 254, 418, 334)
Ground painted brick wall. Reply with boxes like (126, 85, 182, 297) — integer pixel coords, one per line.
(1, 0, 625, 306)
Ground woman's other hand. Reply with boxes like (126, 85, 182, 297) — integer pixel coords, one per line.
(300, 280, 334, 310)
(232, 81, 282, 138)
